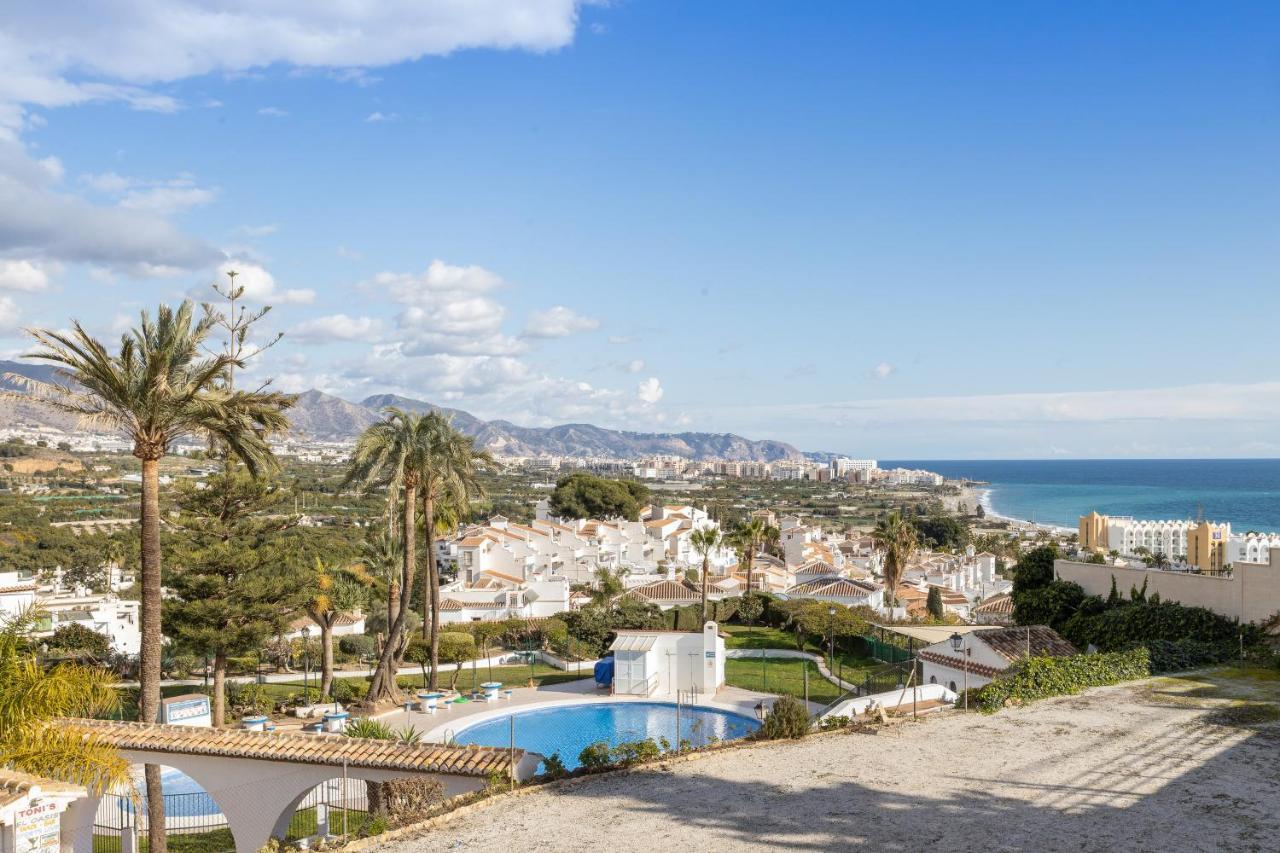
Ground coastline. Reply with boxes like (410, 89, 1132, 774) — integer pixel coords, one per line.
(954, 482, 1074, 536)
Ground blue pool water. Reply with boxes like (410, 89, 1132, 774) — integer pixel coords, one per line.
(127, 768, 221, 816)
(454, 702, 759, 770)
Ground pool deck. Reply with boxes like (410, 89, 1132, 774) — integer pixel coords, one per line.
(373, 676, 800, 743)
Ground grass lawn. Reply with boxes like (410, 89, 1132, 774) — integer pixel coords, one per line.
(724, 658, 844, 705)
(92, 807, 371, 852)
(720, 624, 879, 687)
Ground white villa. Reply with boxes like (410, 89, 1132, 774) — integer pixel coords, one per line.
(917, 626, 1077, 693)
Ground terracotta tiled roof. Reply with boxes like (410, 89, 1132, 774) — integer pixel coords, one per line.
(918, 649, 1004, 679)
(974, 593, 1014, 615)
(977, 626, 1077, 662)
(796, 560, 837, 576)
(0, 582, 37, 594)
(786, 577, 881, 597)
(629, 579, 700, 602)
(64, 719, 518, 777)
(439, 598, 505, 611)
(0, 768, 82, 809)
(479, 570, 525, 585)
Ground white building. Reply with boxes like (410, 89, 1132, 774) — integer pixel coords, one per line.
(1231, 531, 1280, 565)
(918, 626, 1077, 693)
(782, 575, 883, 610)
(831, 458, 876, 480)
(34, 588, 141, 656)
(1101, 517, 1195, 559)
(0, 570, 38, 620)
(608, 622, 726, 698)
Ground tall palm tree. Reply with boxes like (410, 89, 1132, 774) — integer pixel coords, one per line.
(304, 559, 373, 700)
(11, 301, 292, 853)
(0, 609, 132, 796)
(732, 517, 767, 595)
(689, 526, 723, 622)
(416, 413, 491, 689)
(872, 511, 917, 611)
(359, 526, 405, 642)
(345, 407, 430, 702)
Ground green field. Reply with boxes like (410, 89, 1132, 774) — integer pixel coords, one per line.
(724, 658, 844, 705)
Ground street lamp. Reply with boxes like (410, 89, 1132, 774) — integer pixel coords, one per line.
(754, 701, 766, 722)
(301, 626, 311, 701)
(949, 632, 969, 711)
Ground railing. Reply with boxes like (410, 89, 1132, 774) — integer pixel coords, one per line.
(92, 779, 370, 851)
(615, 671, 660, 696)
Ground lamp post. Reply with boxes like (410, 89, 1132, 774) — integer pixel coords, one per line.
(301, 626, 311, 701)
(949, 631, 969, 711)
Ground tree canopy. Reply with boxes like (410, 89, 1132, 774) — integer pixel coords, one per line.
(549, 472, 649, 521)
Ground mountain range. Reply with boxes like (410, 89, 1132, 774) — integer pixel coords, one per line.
(0, 361, 809, 462)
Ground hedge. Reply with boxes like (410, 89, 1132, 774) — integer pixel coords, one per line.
(967, 648, 1151, 713)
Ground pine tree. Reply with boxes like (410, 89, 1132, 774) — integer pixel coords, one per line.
(926, 586, 945, 620)
(163, 471, 308, 726)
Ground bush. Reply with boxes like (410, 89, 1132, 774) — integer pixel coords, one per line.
(338, 634, 378, 659)
(610, 738, 662, 766)
(225, 681, 273, 718)
(346, 718, 393, 739)
(331, 677, 363, 704)
(1145, 638, 1237, 673)
(967, 648, 1151, 713)
(758, 695, 812, 739)
(577, 741, 613, 770)
(541, 752, 567, 779)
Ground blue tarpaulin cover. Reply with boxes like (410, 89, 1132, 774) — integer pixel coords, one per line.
(593, 657, 614, 687)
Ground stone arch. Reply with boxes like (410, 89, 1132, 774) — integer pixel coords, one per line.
(267, 773, 371, 843)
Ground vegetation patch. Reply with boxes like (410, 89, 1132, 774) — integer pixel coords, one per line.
(967, 648, 1151, 713)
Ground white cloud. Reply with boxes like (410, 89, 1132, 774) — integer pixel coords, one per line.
(237, 223, 279, 237)
(0, 258, 55, 291)
(120, 183, 217, 216)
(0, 2, 585, 123)
(336, 245, 362, 259)
(0, 138, 218, 271)
(257, 106, 289, 118)
(218, 261, 315, 305)
(627, 359, 645, 373)
(81, 171, 131, 194)
(0, 295, 18, 329)
(522, 305, 599, 338)
(365, 111, 399, 123)
(872, 361, 895, 380)
(288, 314, 383, 343)
(608, 334, 636, 345)
(637, 377, 664, 404)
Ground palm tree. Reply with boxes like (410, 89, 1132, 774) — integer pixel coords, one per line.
(416, 412, 491, 689)
(11, 301, 292, 853)
(872, 511, 917, 611)
(345, 407, 430, 703)
(0, 609, 131, 796)
(689, 526, 723, 622)
(304, 559, 373, 700)
(359, 526, 405, 644)
(732, 517, 767, 595)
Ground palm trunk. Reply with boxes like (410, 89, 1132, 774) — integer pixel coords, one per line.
(212, 650, 227, 728)
(700, 555, 710, 622)
(366, 484, 416, 703)
(139, 456, 168, 853)
(320, 619, 334, 700)
(745, 551, 754, 602)
(424, 494, 441, 690)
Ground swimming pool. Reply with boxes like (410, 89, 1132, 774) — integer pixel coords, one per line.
(454, 701, 759, 770)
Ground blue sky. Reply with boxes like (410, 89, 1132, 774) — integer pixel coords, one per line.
(1, 2, 1279, 458)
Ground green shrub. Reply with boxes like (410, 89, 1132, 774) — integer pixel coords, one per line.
(610, 738, 662, 766)
(758, 695, 812, 739)
(225, 681, 273, 717)
(345, 718, 393, 740)
(968, 648, 1151, 713)
(818, 715, 851, 731)
(1145, 638, 1237, 673)
(541, 752, 567, 779)
(577, 741, 613, 769)
(330, 677, 364, 704)
(339, 634, 377, 659)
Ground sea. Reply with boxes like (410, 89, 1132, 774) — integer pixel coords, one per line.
(881, 459, 1280, 533)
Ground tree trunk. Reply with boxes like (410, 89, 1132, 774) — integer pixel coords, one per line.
(701, 555, 710, 622)
(745, 550, 754, 604)
(212, 650, 227, 728)
(139, 456, 168, 853)
(366, 484, 416, 703)
(320, 619, 335, 700)
(424, 494, 440, 690)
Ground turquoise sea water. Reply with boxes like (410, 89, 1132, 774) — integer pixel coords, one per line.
(883, 459, 1280, 532)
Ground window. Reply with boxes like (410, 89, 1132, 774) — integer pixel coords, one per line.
(949, 680, 957, 692)
(929, 676, 937, 684)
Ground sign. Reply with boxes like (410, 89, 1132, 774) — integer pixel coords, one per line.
(162, 693, 212, 727)
(15, 801, 61, 853)
(704, 650, 716, 659)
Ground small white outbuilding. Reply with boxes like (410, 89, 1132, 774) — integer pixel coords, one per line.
(609, 621, 726, 699)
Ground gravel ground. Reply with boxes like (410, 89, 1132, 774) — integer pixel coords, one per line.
(382, 673, 1280, 852)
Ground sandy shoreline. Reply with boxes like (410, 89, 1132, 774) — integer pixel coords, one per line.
(947, 481, 1074, 535)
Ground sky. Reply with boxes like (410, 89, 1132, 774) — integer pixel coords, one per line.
(1, 2, 1279, 459)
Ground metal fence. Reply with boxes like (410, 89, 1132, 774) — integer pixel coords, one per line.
(92, 778, 369, 852)
(860, 635, 914, 664)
